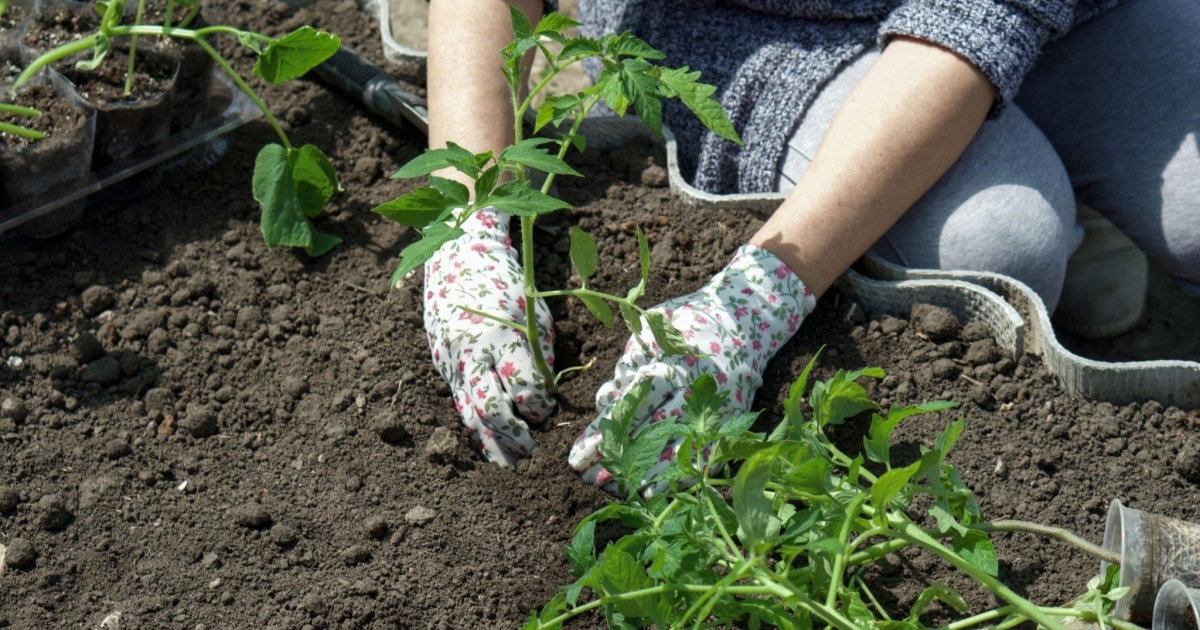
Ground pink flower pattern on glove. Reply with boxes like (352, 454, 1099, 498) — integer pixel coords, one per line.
(568, 244, 816, 489)
(424, 208, 555, 465)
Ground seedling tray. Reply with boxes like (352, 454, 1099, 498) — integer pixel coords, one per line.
(0, 71, 261, 236)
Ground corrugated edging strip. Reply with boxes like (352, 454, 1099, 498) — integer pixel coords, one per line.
(575, 116, 1200, 409)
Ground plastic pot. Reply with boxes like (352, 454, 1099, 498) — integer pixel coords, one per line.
(1153, 579, 1200, 630)
(1102, 499, 1200, 624)
(0, 0, 39, 50)
(0, 59, 96, 238)
(125, 0, 215, 132)
(60, 45, 180, 201)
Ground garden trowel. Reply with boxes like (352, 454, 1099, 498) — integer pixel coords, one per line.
(310, 48, 429, 134)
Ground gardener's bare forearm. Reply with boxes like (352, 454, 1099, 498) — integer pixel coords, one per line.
(428, 0, 543, 190)
(748, 37, 995, 297)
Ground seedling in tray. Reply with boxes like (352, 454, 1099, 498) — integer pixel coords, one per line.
(525, 357, 1137, 629)
(7, 0, 343, 255)
(373, 8, 742, 390)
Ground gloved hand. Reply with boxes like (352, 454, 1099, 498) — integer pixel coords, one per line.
(568, 243, 816, 489)
(423, 207, 556, 465)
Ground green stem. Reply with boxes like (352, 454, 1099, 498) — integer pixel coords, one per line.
(188, 36, 292, 148)
(888, 517, 1069, 630)
(0, 103, 40, 117)
(681, 560, 750, 628)
(520, 216, 557, 391)
(755, 568, 863, 630)
(124, 0, 147, 96)
(0, 0, 8, 20)
(553, 357, 595, 385)
(971, 520, 1119, 565)
(827, 495, 869, 609)
(12, 34, 100, 93)
(458, 306, 527, 333)
(702, 489, 746, 564)
(530, 286, 633, 304)
(943, 605, 1019, 630)
(0, 121, 45, 140)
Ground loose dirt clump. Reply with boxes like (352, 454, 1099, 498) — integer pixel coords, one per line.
(1, 1, 1200, 628)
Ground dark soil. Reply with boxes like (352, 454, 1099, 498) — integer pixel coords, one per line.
(0, 83, 86, 146)
(21, 4, 101, 53)
(59, 47, 178, 106)
(3, 1, 1200, 629)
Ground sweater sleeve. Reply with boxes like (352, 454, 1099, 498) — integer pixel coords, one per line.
(878, 0, 1077, 114)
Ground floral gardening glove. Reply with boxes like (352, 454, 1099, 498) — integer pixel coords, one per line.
(567, 244, 816, 490)
(424, 207, 556, 465)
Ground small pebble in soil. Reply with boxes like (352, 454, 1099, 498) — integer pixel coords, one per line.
(103, 439, 131, 460)
(81, 356, 121, 386)
(0, 398, 27, 424)
(339, 545, 371, 566)
(405, 505, 437, 526)
(363, 516, 389, 540)
(423, 427, 457, 463)
(965, 340, 1001, 366)
(4, 538, 37, 570)
(931, 358, 960, 381)
(81, 285, 115, 316)
(911, 303, 961, 341)
(71, 332, 105, 364)
(372, 411, 408, 444)
(37, 495, 72, 531)
(879, 316, 906, 335)
(229, 504, 272, 529)
(269, 524, 298, 549)
(350, 579, 380, 597)
(1173, 441, 1200, 484)
(181, 403, 218, 438)
(0, 486, 20, 514)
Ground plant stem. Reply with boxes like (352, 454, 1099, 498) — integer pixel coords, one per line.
(519, 216, 557, 392)
(530, 286, 631, 303)
(11, 35, 101, 93)
(756, 568, 863, 630)
(0, 121, 45, 140)
(125, 0, 147, 96)
(188, 36, 292, 148)
(970, 520, 1119, 565)
(827, 494, 868, 609)
(888, 517, 1070, 630)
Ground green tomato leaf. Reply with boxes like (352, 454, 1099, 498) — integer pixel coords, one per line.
(569, 226, 598, 281)
(619, 303, 643, 335)
(500, 138, 582, 177)
(598, 548, 661, 621)
(682, 373, 727, 435)
(606, 32, 666, 60)
(483, 181, 571, 217)
(292, 144, 341, 217)
(427, 176, 469, 209)
(390, 222, 464, 284)
(784, 456, 831, 497)
(508, 4, 533, 40)
(637, 227, 651, 286)
(717, 412, 759, 437)
(769, 349, 823, 442)
(392, 142, 480, 180)
(644, 311, 691, 356)
(565, 519, 596, 578)
(579, 294, 615, 327)
(560, 36, 602, 61)
(616, 419, 676, 497)
(618, 57, 662, 135)
(534, 11, 581, 34)
(255, 26, 340, 84)
(595, 69, 629, 116)
(598, 378, 654, 461)
(733, 446, 781, 550)
(657, 66, 742, 146)
(253, 144, 313, 250)
(870, 460, 920, 514)
(372, 188, 452, 228)
(910, 583, 970, 619)
(863, 400, 958, 466)
(811, 370, 880, 428)
(953, 529, 999, 577)
(473, 165, 501, 202)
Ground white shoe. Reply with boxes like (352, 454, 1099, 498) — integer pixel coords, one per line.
(1053, 203, 1148, 339)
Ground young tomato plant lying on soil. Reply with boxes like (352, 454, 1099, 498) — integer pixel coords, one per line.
(0, 102, 43, 139)
(372, 8, 742, 390)
(8, 0, 343, 255)
(525, 357, 1134, 630)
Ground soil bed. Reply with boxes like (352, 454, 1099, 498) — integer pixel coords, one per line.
(2, 1, 1200, 629)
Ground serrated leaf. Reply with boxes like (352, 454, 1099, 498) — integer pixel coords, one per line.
(871, 460, 920, 514)
(595, 69, 628, 116)
(560, 37, 602, 61)
(683, 373, 725, 432)
(254, 144, 313, 250)
(785, 457, 831, 496)
(474, 165, 501, 201)
(565, 520, 596, 578)
(483, 181, 571, 217)
(427, 176, 469, 209)
(508, 4, 533, 40)
(599, 378, 654, 460)
(372, 188, 451, 228)
(392, 143, 479, 179)
(811, 370, 880, 428)
(290, 144, 340, 219)
(657, 66, 742, 145)
(717, 412, 758, 437)
(644, 311, 690, 356)
(617, 419, 676, 496)
(569, 226, 598, 281)
(769, 349, 822, 442)
(598, 548, 661, 621)
(606, 32, 666, 59)
(534, 12, 580, 34)
(953, 529, 998, 577)
(255, 26, 340, 84)
(500, 139, 582, 176)
(579, 294, 614, 327)
(619, 58, 662, 134)
(733, 446, 780, 549)
(390, 222, 463, 284)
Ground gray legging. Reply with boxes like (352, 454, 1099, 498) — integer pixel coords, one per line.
(776, 0, 1200, 312)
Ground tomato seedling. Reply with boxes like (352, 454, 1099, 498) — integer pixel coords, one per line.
(372, 8, 743, 391)
(525, 357, 1133, 630)
(9, 0, 342, 256)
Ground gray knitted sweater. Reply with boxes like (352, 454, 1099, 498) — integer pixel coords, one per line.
(567, 0, 1126, 194)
